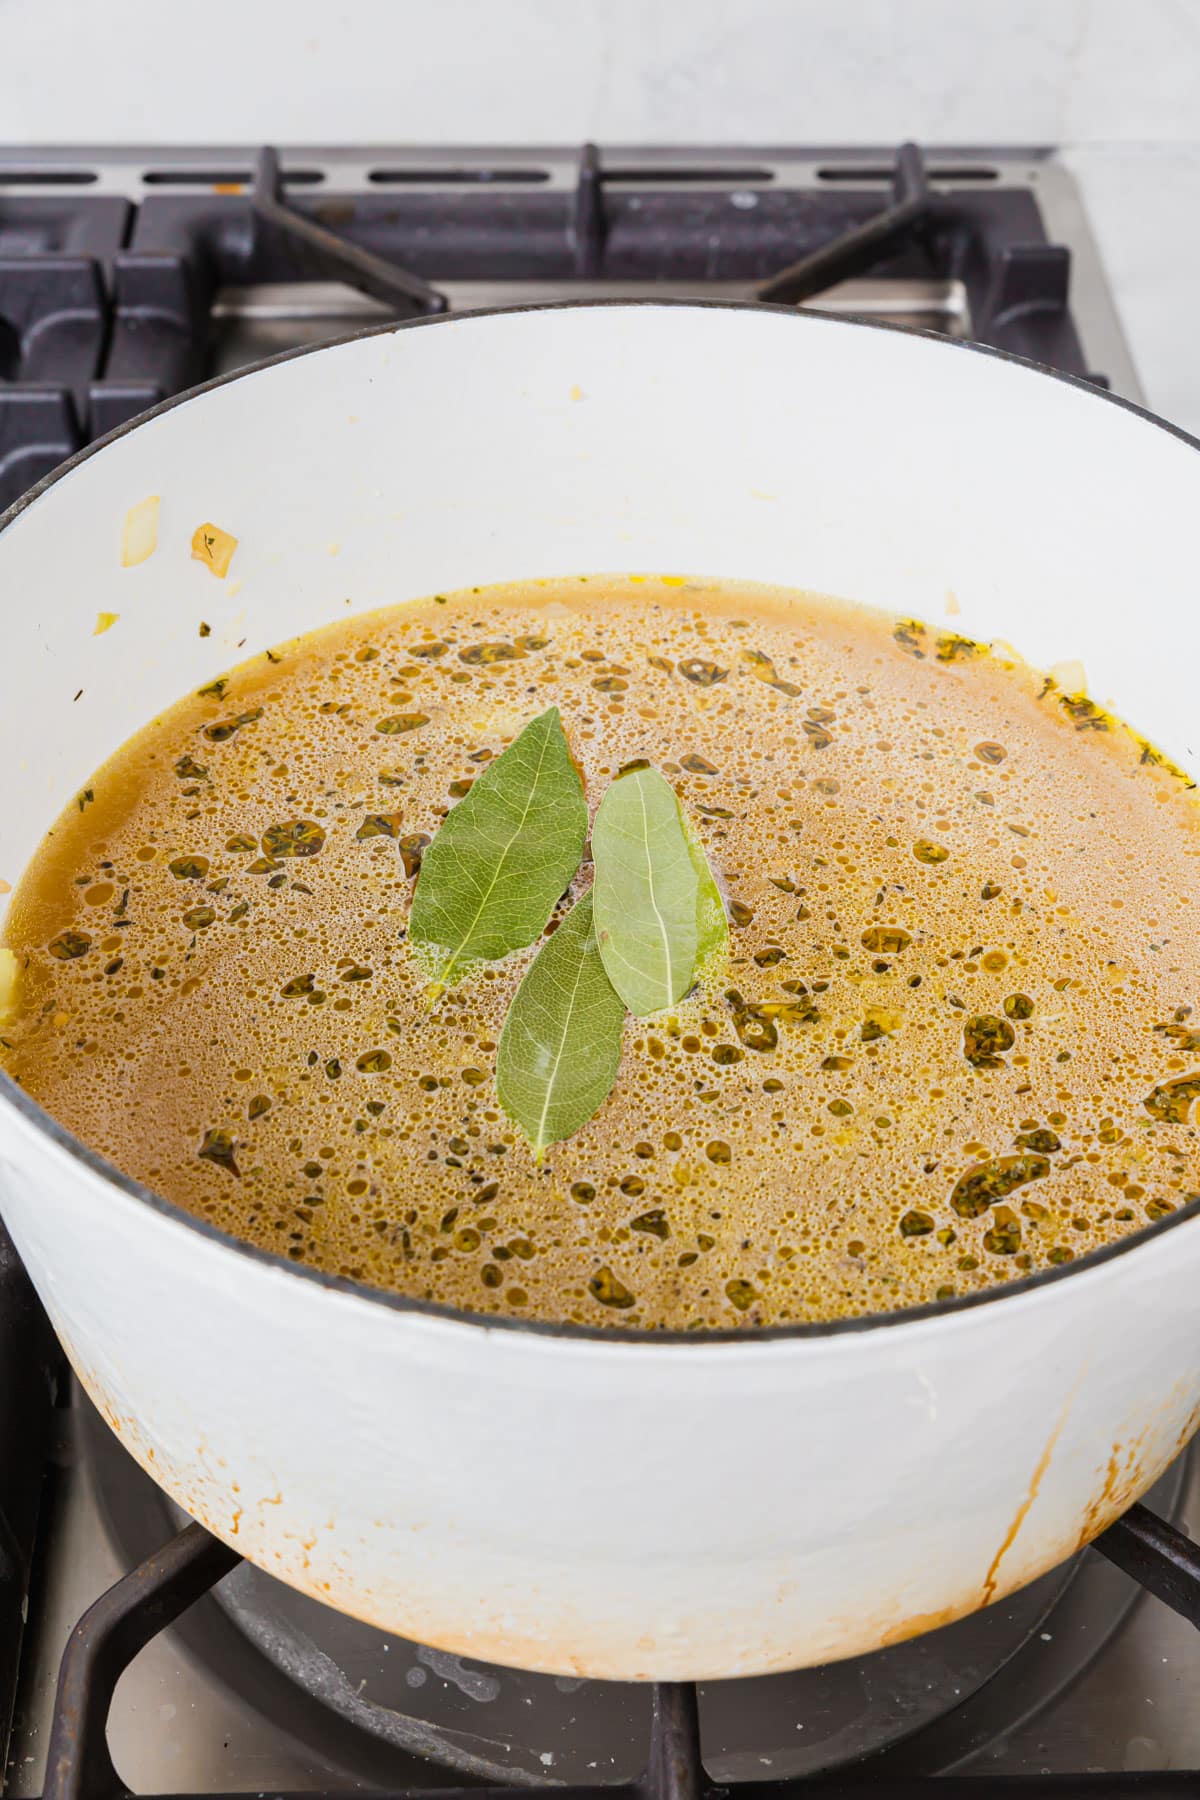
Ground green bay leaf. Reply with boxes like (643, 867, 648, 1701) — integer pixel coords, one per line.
(683, 807, 729, 976)
(496, 891, 624, 1157)
(408, 707, 587, 988)
(592, 767, 703, 1015)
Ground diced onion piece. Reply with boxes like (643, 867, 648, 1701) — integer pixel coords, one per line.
(93, 611, 119, 636)
(191, 522, 238, 579)
(0, 948, 20, 1026)
(121, 495, 160, 567)
(1049, 657, 1087, 696)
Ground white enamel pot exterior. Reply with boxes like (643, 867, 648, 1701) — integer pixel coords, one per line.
(1, 304, 1199, 1681)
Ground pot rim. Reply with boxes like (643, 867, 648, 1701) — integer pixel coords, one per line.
(2, 295, 1197, 1348)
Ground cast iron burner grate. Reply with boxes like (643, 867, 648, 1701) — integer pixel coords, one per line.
(30, 1503, 1200, 1800)
(0, 140, 1107, 513)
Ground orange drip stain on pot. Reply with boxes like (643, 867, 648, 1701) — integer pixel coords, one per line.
(1073, 1399, 1200, 1553)
(1076, 1443, 1128, 1548)
(981, 1411, 1069, 1606)
(1175, 1396, 1200, 1457)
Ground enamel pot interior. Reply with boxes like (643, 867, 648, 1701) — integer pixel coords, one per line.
(2, 302, 1197, 889)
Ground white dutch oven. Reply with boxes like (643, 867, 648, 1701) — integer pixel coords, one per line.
(0, 303, 1198, 1681)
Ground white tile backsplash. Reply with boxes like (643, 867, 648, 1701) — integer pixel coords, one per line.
(0, 0, 1198, 146)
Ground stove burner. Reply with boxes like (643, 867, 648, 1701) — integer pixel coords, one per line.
(1, 141, 1109, 514)
(73, 1401, 1195, 1792)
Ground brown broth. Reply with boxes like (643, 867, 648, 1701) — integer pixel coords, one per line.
(3, 575, 1199, 1329)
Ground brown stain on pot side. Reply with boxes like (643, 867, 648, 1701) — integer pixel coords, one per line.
(1174, 1395, 1200, 1459)
(1074, 1391, 1200, 1554)
(1079, 1435, 1160, 1550)
(981, 1414, 1065, 1606)
(826, 1394, 1200, 1667)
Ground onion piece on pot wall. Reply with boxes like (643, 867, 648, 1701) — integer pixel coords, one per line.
(120, 494, 159, 567)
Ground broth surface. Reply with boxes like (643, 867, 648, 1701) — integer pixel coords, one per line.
(3, 575, 1199, 1329)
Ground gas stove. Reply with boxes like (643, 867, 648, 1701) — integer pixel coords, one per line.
(0, 141, 1143, 513)
(2, 142, 1198, 1796)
